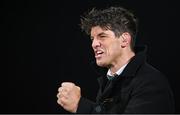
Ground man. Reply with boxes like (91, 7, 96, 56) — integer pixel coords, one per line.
(57, 6, 175, 113)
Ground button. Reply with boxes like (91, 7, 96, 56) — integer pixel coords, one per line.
(95, 105, 101, 113)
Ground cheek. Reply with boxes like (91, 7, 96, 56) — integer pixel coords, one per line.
(106, 44, 120, 56)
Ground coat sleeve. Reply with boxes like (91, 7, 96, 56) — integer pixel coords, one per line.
(76, 97, 96, 113)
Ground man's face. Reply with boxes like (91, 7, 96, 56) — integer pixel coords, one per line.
(91, 26, 123, 67)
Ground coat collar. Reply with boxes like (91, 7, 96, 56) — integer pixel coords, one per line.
(120, 45, 147, 77)
(97, 45, 148, 85)
(96, 46, 148, 102)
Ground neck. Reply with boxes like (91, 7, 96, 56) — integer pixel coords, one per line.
(110, 51, 135, 74)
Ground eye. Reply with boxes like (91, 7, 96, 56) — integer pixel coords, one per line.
(99, 35, 106, 38)
(90, 37, 94, 41)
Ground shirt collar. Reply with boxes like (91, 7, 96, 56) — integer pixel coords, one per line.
(107, 63, 128, 80)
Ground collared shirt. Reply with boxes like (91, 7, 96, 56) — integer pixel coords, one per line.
(107, 63, 128, 80)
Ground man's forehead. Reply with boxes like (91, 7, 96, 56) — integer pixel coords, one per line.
(91, 26, 111, 36)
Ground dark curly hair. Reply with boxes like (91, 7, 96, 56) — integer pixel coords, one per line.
(80, 6, 138, 49)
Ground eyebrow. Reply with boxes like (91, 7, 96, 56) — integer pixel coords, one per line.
(91, 32, 108, 39)
(98, 32, 108, 36)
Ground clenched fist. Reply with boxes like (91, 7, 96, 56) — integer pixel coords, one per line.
(57, 82, 81, 113)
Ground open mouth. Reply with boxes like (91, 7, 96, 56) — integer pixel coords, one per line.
(95, 50, 104, 59)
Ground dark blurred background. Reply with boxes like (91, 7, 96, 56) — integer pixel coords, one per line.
(6, 0, 179, 113)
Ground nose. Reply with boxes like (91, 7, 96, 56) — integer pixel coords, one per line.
(92, 39, 101, 49)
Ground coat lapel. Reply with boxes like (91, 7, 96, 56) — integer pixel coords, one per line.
(97, 76, 120, 103)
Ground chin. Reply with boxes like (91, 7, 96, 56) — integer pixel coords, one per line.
(96, 60, 108, 67)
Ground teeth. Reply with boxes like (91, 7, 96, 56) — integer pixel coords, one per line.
(97, 51, 103, 54)
(95, 50, 103, 58)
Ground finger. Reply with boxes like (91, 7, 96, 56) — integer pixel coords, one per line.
(57, 93, 60, 98)
(58, 96, 68, 106)
(61, 82, 76, 93)
(57, 91, 69, 100)
(58, 87, 69, 94)
(57, 98, 64, 107)
(61, 90, 68, 98)
(76, 86, 81, 91)
(58, 87, 63, 92)
(61, 82, 75, 88)
(57, 92, 63, 98)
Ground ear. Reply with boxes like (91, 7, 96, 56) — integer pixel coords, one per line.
(121, 32, 131, 48)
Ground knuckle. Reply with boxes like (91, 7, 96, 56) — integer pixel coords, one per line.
(62, 82, 75, 87)
(58, 87, 62, 92)
(76, 86, 81, 91)
(56, 94, 59, 98)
